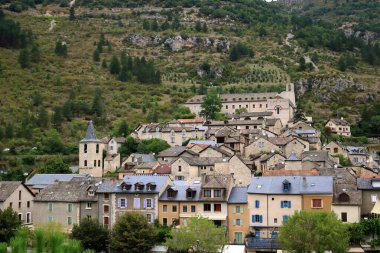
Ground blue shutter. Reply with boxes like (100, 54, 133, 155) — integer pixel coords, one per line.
(288, 201, 291, 208)
(255, 200, 260, 208)
(259, 215, 263, 223)
(280, 201, 284, 208)
(117, 198, 121, 208)
(283, 215, 288, 222)
(151, 198, 154, 208)
(252, 215, 255, 223)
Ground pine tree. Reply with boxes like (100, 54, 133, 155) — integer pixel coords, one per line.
(195, 21, 202, 32)
(101, 59, 107, 68)
(5, 124, 13, 139)
(37, 107, 49, 128)
(151, 19, 159, 31)
(109, 55, 120, 75)
(202, 22, 208, 33)
(117, 120, 129, 137)
(91, 89, 105, 117)
(118, 65, 129, 82)
(52, 107, 63, 131)
(142, 19, 150, 30)
(120, 51, 127, 67)
(298, 57, 306, 71)
(69, 6, 75, 20)
(30, 44, 41, 63)
(161, 20, 169, 30)
(18, 49, 29, 68)
(93, 48, 100, 62)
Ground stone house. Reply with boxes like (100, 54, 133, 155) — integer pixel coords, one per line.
(0, 182, 35, 226)
(247, 176, 333, 238)
(244, 137, 280, 157)
(347, 146, 367, 165)
(96, 174, 170, 229)
(227, 187, 249, 244)
(357, 178, 380, 218)
(33, 177, 99, 232)
(301, 151, 337, 168)
(325, 118, 351, 136)
(198, 174, 233, 227)
(198, 146, 232, 158)
(254, 153, 286, 173)
(132, 123, 207, 147)
(167, 118, 206, 128)
(158, 180, 202, 226)
(101, 137, 125, 155)
(157, 146, 198, 163)
(183, 84, 296, 125)
(323, 141, 348, 158)
(319, 168, 361, 223)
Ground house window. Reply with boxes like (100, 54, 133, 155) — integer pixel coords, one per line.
(175, 176, 184, 180)
(183, 205, 188, 213)
(19, 190, 21, 200)
(85, 202, 92, 210)
(253, 104, 255, 108)
(163, 205, 167, 212)
(255, 200, 260, 208)
(103, 217, 109, 226)
(18, 202, 21, 209)
(276, 107, 280, 115)
(260, 104, 262, 108)
(48, 203, 53, 212)
(68, 203, 73, 212)
(146, 199, 152, 208)
(252, 215, 262, 223)
(235, 206, 241, 213)
(163, 218, 168, 226)
(84, 160, 87, 166)
(191, 205, 196, 212)
(283, 215, 289, 223)
(371, 194, 377, 203)
(18, 213, 22, 222)
(168, 189, 175, 198)
(226, 105, 228, 109)
(341, 212, 347, 222)
(334, 147, 338, 153)
(234, 218, 242, 226)
(214, 189, 221, 197)
(9, 202, 12, 208)
(84, 144, 87, 153)
(133, 198, 140, 209)
(232, 105, 235, 109)
(87, 215, 92, 220)
(94, 160, 97, 167)
(26, 212, 31, 224)
(96, 144, 99, 153)
(204, 203, 211, 211)
(104, 193, 109, 200)
(234, 232, 243, 244)
(204, 189, 211, 197)
(338, 193, 350, 202)
(103, 205, 109, 213)
(98, 160, 101, 167)
(274, 218, 277, 223)
(67, 216, 72, 225)
(146, 214, 152, 223)
(214, 204, 221, 212)
(27, 201, 30, 208)
(312, 199, 322, 208)
(172, 205, 177, 212)
(178, 166, 182, 172)
(48, 216, 53, 222)
(281, 201, 291, 208)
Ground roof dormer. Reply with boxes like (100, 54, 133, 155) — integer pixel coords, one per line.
(282, 179, 291, 192)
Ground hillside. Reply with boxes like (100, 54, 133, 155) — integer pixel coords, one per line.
(0, 0, 379, 169)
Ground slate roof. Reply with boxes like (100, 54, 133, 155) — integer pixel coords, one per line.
(127, 153, 157, 163)
(357, 178, 380, 190)
(188, 140, 217, 146)
(34, 177, 98, 202)
(228, 187, 248, 203)
(294, 129, 316, 135)
(159, 180, 201, 201)
(247, 176, 333, 195)
(199, 146, 233, 157)
(202, 174, 232, 189)
(97, 175, 170, 193)
(301, 151, 331, 162)
(142, 124, 205, 133)
(226, 112, 273, 119)
(263, 170, 319, 177)
(287, 152, 300, 161)
(81, 121, 101, 143)
(328, 118, 350, 126)
(181, 156, 227, 166)
(0, 181, 21, 202)
(347, 146, 367, 155)
(25, 174, 84, 188)
(157, 146, 198, 157)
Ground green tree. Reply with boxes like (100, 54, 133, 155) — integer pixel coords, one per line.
(200, 91, 222, 120)
(55, 42, 67, 57)
(18, 48, 29, 68)
(195, 21, 202, 32)
(0, 208, 22, 243)
(119, 136, 138, 157)
(258, 26, 267, 37)
(5, 123, 13, 139)
(37, 155, 71, 173)
(110, 212, 158, 253)
(109, 55, 120, 75)
(298, 57, 306, 71)
(101, 59, 107, 68)
(37, 106, 49, 128)
(161, 20, 170, 30)
(136, 139, 170, 154)
(118, 65, 130, 82)
(93, 48, 100, 62)
(229, 43, 254, 61)
(278, 211, 349, 253)
(117, 119, 129, 137)
(52, 106, 63, 131)
(69, 6, 75, 20)
(173, 106, 196, 119)
(40, 129, 66, 154)
(165, 217, 227, 252)
(71, 218, 109, 252)
(151, 19, 159, 31)
(30, 44, 41, 63)
(91, 89, 105, 117)
(202, 22, 208, 33)
(142, 19, 150, 30)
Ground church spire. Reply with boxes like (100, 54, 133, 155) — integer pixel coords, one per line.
(81, 120, 99, 141)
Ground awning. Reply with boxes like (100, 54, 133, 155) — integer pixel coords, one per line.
(371, 200, 380, 214)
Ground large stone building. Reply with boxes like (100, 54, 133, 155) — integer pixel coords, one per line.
(183, 84, 296, 126)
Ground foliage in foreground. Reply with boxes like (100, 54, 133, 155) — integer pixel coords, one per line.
(278, 211, 349, 253)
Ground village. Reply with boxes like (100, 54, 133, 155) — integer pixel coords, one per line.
(1, 83, 379, 252)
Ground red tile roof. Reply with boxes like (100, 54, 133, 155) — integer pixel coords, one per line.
(177, 118, 205, 123)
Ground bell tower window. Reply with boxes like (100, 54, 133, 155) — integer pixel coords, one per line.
(84, 160, 87, 166)
(84, 144, 87, 153)
(96, 144, 99, 153)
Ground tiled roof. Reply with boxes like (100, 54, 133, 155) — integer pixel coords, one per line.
(97, 174, 170, 193)
(159, 180, 201, 201)
(181, 156, 228, 166)
(328, 118, 350, 126)
(158, 146, 198, 157)
(247, 176, 333, 195)
(228, 187, 248, 203)
(177, 118, 206, 124)
(25, 174, 84, 188)
(154, 164, 171, 174)
(34, 177, 99, 202)
(263, 170, 319, 177)
(0, 181, 21, 201)
(357, 178, 380, 190)
(202, 174, 232, 189)
(301, 151, 331, 162)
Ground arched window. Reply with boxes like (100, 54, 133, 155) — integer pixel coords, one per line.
(84, 144, 87, 153)
(84, 160, 87, 166)
(338, 193, 350, 202)
(96, 144, 99, 153)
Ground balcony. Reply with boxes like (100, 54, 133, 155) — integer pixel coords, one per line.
(246, 237, 280, 251)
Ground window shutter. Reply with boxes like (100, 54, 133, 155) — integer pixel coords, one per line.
(255, 200, 260, 208)
(117, 198, 121, 208)
(125, 198, 128, 208)
(143, 199, 147, 209)
(241, 206, 244, 213)
(151, 214, 155, 223)
(232, 207, 236, 214)
(252, 215, 255, 223)
(288, 201, 291, 208)
(151, 198, 155, 208)
(233, 219, 236, 226)
(241, 219, 243, 226)
(280, 201, 284, 208)
(259, 215, 263, 223)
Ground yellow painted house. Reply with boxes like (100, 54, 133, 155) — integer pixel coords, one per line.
(227, 187, 249, 244)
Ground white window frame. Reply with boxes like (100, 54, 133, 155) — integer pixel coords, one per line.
(26, 212, 31, 224)
(371, 194, 377, 203)
(146, 198, 152, 209)
(86, 202, 92, 209)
